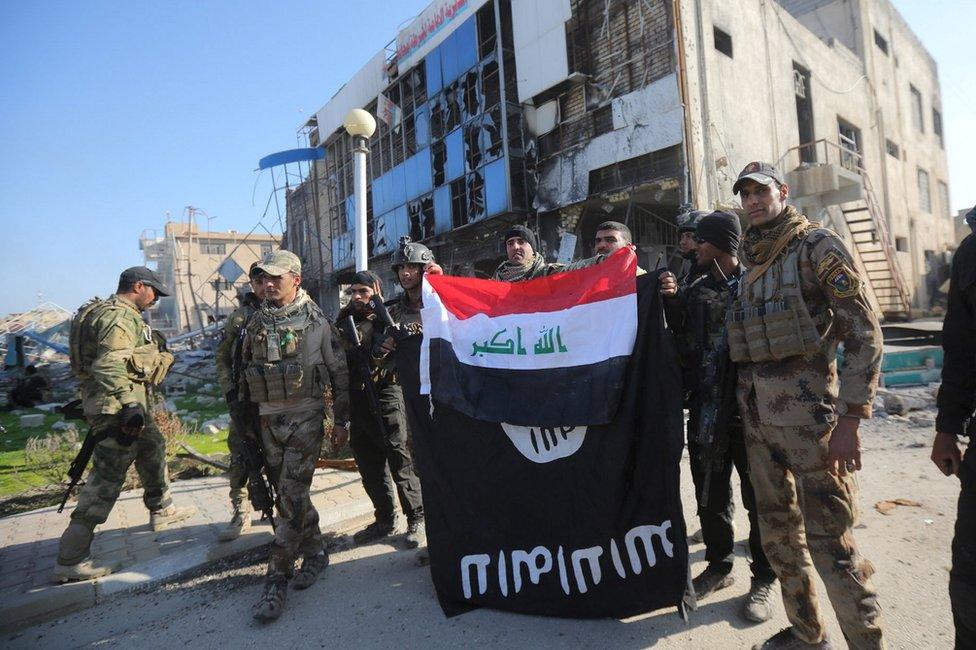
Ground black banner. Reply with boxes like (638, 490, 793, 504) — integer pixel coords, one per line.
(397, 274, 688, 618)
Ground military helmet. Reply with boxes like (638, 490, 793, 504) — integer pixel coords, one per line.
(391, 236, 434, 269)
(676, 210, 710, 234)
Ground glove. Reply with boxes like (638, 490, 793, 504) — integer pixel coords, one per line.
(119, 403, 146, 437)
(225, 390, 238, 405)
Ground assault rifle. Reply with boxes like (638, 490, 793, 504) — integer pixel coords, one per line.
(695, 264, 740, 507)
(232, 324, 277, 530)
(337, 314, 390, 438)
(57, 399, 100, 513)
(367, 296, 420, 344)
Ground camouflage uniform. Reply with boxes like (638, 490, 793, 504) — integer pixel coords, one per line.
(240, 289, 349, 580)
(731, 215, 884, 648)
(340, 306, 424, 527)
(672, 265, 774, 582)
(61, 295, 175, 561)
(214, 292, 262, 514)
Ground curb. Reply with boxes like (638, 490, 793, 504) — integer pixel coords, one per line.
(0, 496, 373, 634)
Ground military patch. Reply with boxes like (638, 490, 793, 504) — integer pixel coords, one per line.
(815, 250, 846, 281)
(825, 265, 860, 298)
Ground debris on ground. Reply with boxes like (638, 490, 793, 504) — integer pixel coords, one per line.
(874, 498, 923, 515)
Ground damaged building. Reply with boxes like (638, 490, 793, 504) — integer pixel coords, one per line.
(283, 0, 953, 320)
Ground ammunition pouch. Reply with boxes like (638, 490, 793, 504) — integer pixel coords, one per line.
(728, 301, 830, 363)
(243, 363, 321, 403)
(128, 345, 175, 386)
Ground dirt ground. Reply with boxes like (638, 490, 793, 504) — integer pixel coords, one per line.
(4, 411, 962, 649)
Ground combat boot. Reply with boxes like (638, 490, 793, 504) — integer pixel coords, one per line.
(692, 562, 734, 600)
(353, 518, 395, 545)
(53, 556, 117, 583)
(252, 577, 288, 623)
(752, 627, 833, 650)
(404, 517, 426, 549)
(292, 552, 329, 590)
(150, 505, 196, 532)
(742, 575, 778, 622)
(217, 505, 251, 542)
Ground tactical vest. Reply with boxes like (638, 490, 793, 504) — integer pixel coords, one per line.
(69, 297, 108, 380)
(69, 296, 174, 387)
(243, 300, 327, 403)
(727, 241, 831, 363)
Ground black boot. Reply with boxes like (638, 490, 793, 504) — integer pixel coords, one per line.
(752, 627, 832, 649)
(692, 562, 734, 600)
(353, 518, 395, 545)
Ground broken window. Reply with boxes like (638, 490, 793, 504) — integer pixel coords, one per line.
(480, 57, 500, 111)
(933, 107, 944, 148)
(714, 26, 733, 58)
(443, 81, 462, 132)
(415, 104, 430, 149)
(431, 140, 446, 186)
(467, 172, 486, 223)
(445, 127, 465, 182)
(407, 194, 436, 241)
(477, 1, 497, 59)
(450, 177, 468, 229)
(403, 111, 417, 157)
(462, 69, 482, 122)
(895, 236, 909, 252)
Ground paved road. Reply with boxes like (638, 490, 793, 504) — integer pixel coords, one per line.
(3, 420, 960, 648)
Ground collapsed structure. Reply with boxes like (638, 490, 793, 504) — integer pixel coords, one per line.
(282, 0, 953, 320)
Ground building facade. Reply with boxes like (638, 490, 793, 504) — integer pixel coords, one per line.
(285, 0, 952, 318)
(140, 221, 279, 335)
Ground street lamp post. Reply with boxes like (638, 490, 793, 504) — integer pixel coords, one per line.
(343, 109, 377, 271)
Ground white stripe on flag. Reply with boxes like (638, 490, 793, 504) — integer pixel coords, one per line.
(420, 277, 636, 394)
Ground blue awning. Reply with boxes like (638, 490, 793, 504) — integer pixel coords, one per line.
(257, 148, 326, 170)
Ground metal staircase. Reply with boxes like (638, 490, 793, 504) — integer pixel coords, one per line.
(777, 139, 912, 321)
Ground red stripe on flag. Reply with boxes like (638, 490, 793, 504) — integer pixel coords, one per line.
(426, 248, 637, 320)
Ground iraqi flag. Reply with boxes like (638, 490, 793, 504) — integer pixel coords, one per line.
(420, 248, 638, 426)
(396, 266, 688, 619)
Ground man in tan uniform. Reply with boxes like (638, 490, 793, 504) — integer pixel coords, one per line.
(240, 251, 349, 622)
(727, 162, 884, 650)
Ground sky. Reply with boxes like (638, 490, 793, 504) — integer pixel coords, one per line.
(0, 0, 972, 316)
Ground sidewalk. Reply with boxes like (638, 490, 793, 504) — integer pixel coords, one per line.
(0, 468, 372, 633)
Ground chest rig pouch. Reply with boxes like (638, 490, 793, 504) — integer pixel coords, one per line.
(727, 242, 831, 363)
(244, 302, 321, 403)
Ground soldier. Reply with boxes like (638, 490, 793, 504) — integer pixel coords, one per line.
(337, 269, 425, 548)
(54, 267, 195, 582)
(492, 224, 564, 281)
(675, 209, 709, 284)
(660, 212, 778, 622)
(214, 264, 264, 541)
(592, 220, 647, 275)
(932, 205, 976, 647)
(727, 162, 884, 649)
(240, 250, 349, 622)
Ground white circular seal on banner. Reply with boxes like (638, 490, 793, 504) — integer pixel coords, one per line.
(500, 424, 588, 463)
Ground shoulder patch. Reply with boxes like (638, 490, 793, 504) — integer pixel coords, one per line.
(825, 265, 860, 298)
(816, 250, 846, 281)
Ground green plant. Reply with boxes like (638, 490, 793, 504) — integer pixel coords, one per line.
(23, 428, 81, 485)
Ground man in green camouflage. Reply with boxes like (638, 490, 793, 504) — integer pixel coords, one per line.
(728, 162, 884, 650)
(240, 250, 349, 623)
(55, 267, 195, 583)
(214, 263, 264, 541)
